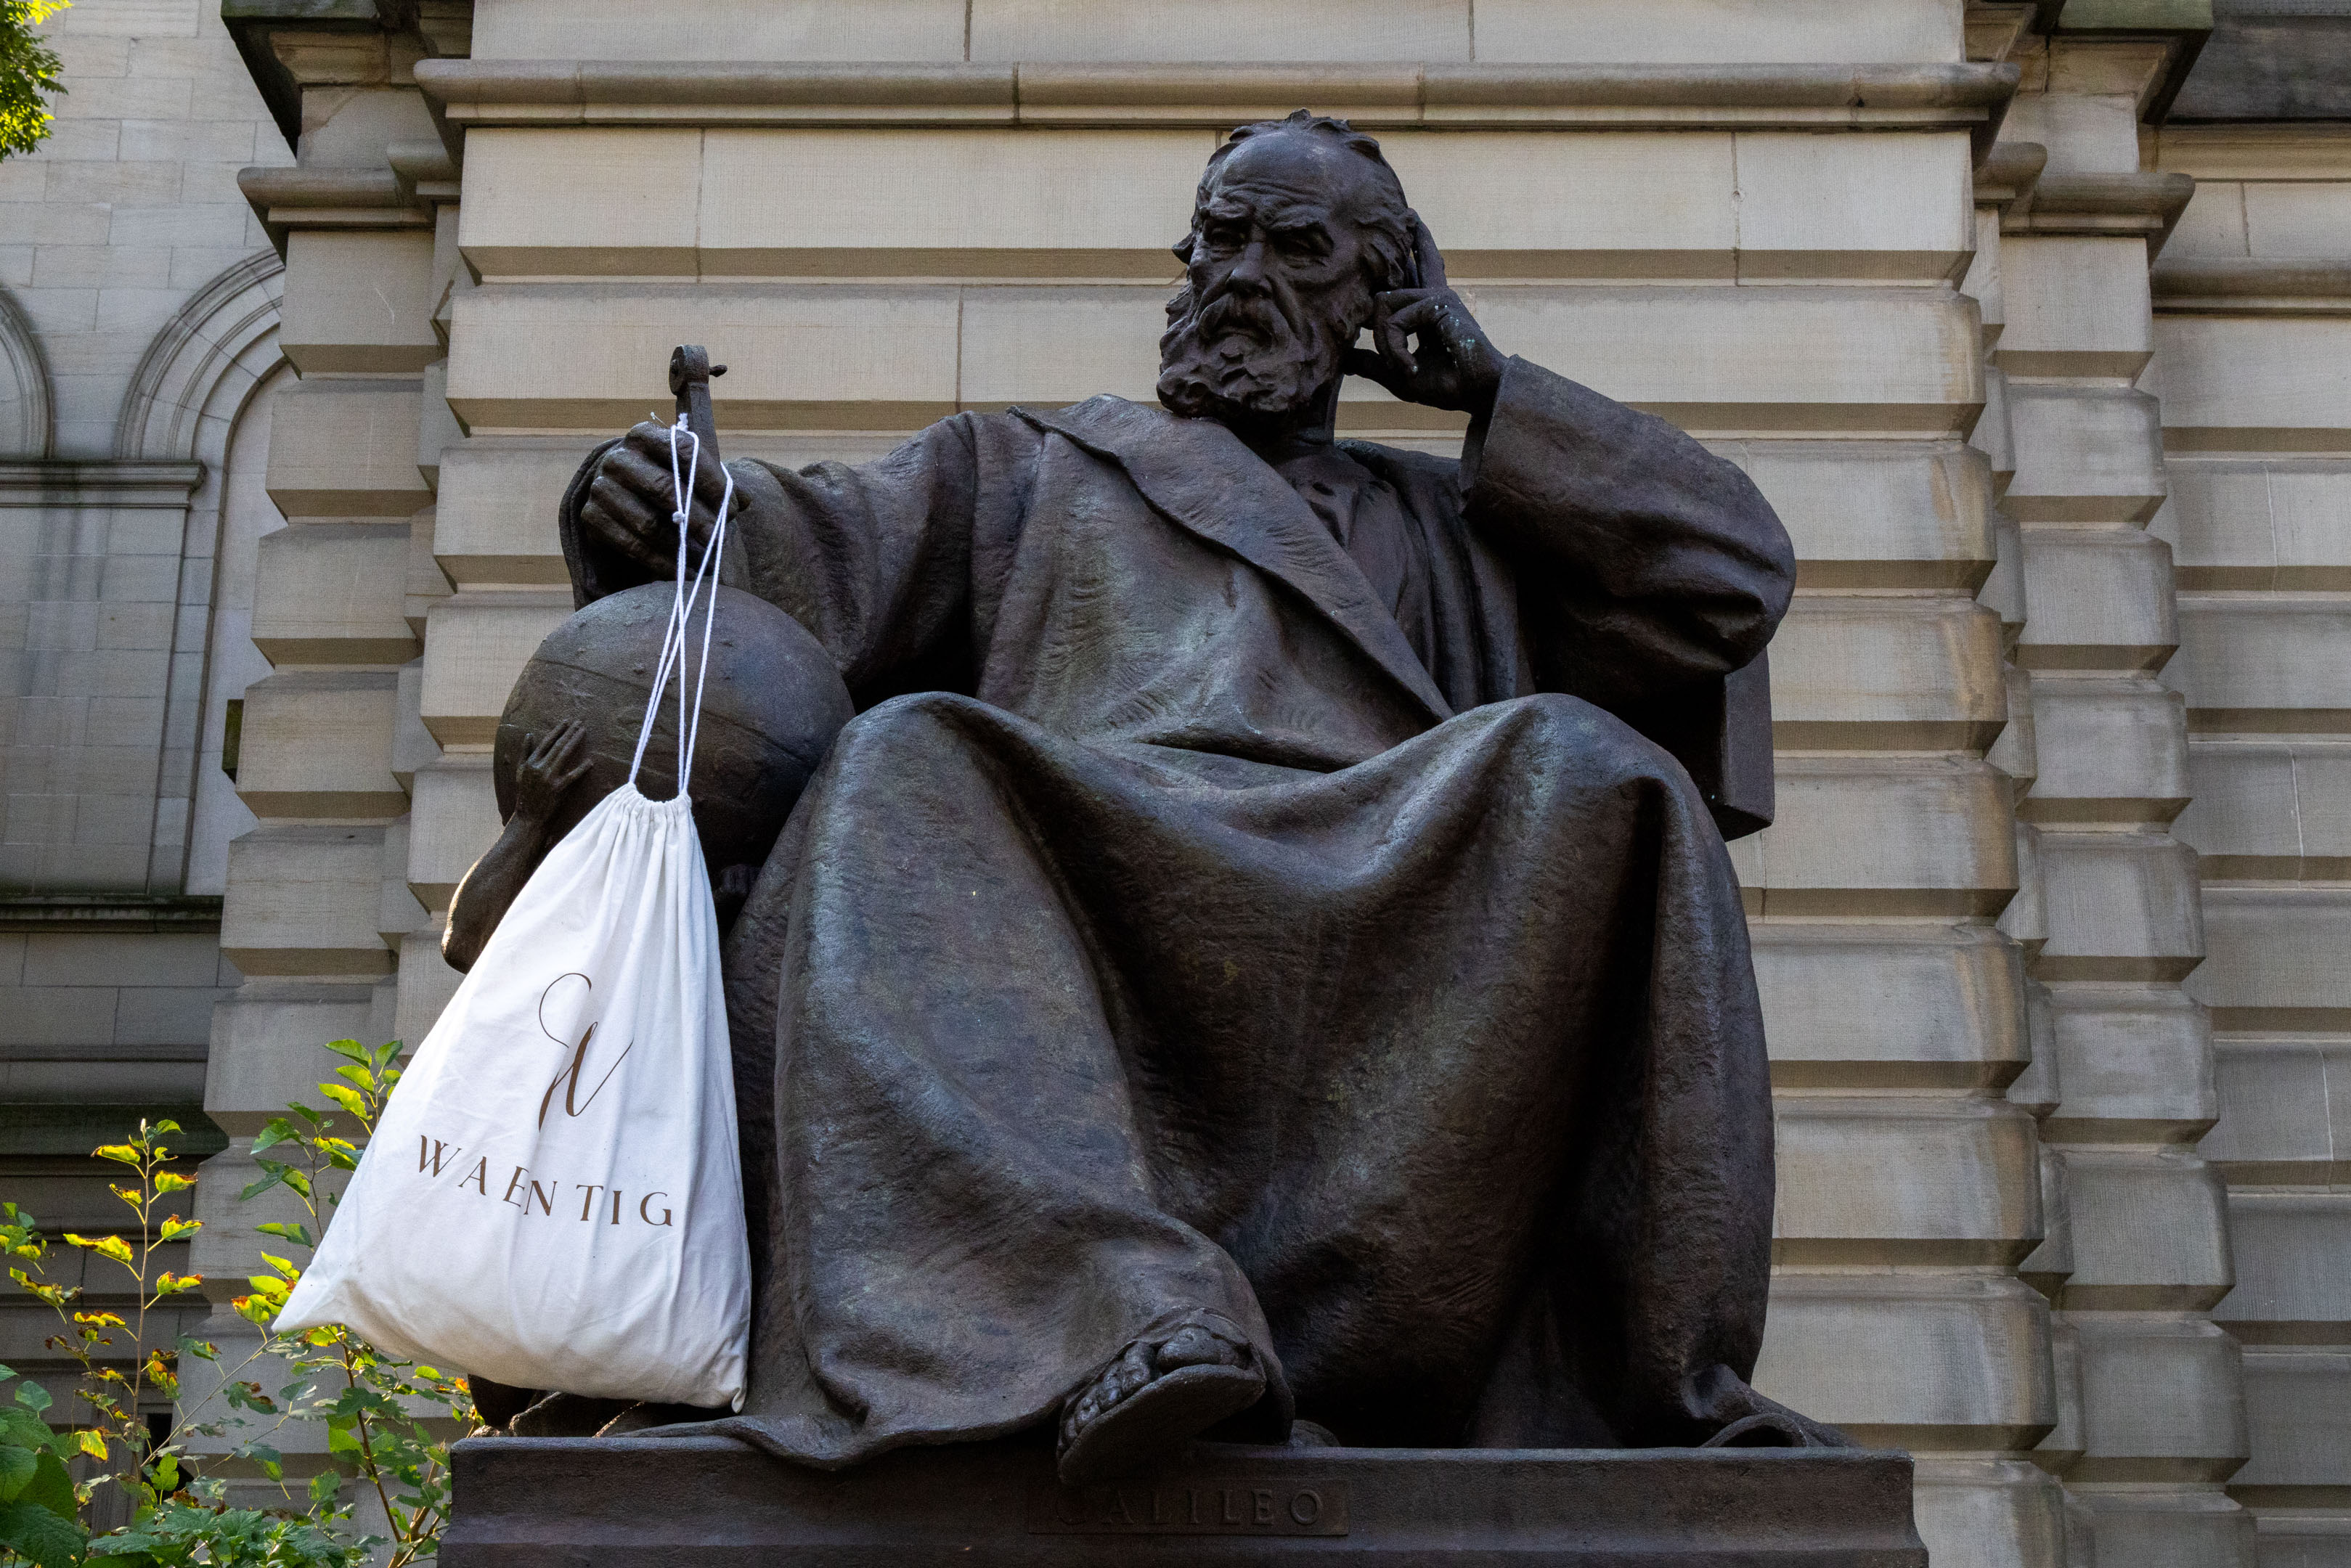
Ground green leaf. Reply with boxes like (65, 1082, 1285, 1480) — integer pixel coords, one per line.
(249, 1119, 298, 1156)
(12, 1379, 50, 1413)
(308, 1469, 341, 1505)
(0, 1443, 36, 1500)
(0, 1498, 87, 1568)
(0, 1409, 50, 1452)
(20, 1452, 74, 1519)
(238, 1169, 288, 1203)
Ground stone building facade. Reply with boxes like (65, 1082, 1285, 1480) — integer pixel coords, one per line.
(4, 3, 2350, 1567)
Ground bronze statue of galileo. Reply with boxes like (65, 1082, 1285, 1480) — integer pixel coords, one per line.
(452, 110, 1838, 1483)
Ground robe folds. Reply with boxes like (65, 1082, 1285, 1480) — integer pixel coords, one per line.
(574, 357, 1801, 1462)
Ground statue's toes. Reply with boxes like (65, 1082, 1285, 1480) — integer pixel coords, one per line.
(1057, 1360, 1266, 1487)
(1154, 1323, 1244, 1372)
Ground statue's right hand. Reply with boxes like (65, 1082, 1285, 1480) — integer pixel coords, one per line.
(579, 421, 733, 579)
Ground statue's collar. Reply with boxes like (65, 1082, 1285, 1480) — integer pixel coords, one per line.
(1011, 396, 1452, 724)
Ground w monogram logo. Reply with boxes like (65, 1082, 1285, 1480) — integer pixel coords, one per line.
(536, 971, 633, 1129)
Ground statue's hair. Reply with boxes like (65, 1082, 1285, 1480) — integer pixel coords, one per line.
(1171, 109, 1418, 293)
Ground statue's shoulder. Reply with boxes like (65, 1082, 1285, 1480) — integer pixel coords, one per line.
(1003, 394, 1205, 458)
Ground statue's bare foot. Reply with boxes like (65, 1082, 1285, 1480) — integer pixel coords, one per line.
(1056, 1323, 1265, 1485)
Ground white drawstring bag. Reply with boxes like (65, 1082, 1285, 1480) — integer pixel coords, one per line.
(277, 430, 751, 1410)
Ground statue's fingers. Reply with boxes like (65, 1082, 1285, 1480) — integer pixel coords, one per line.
(691, 454, 732, 507)
(1385, 295, 1447, 359)
(620, 420, 675, 460)
(1409, 213, 1448, 291)
(555, 756, 593, 792)
(581, 488, 674, 573)
(587, 472, 663, 536)
(1373, 293, 1418, 372)
(601, 442, 680, 503)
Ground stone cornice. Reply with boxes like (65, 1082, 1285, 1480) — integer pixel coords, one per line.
(2001, 170, 2196, 256)
(0, 895, 225, 932)
(416, 60, 2020, 160)
(2151, 257, 2351, 314)
(237, 166, 435, 250)
(1976, 140, 2050, 212)
(0, 460, 207, 507)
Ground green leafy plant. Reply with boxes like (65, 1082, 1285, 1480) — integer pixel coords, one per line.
(0, 1041, 477, 1568)
(229, 1040, 471, 1568)
(0, 0, 68, 160)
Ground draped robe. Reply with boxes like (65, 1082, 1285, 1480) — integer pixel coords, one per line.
(566, 356, 1801, 1463)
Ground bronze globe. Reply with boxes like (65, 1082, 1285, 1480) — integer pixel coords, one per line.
(494, 582, 853, 875)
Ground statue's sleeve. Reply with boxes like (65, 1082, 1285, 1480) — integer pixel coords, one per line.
(1462, 356, 1794, 713)
(562, 413, 1033, 703)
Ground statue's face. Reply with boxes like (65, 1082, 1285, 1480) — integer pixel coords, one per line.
(1157, 132, 1396, 425)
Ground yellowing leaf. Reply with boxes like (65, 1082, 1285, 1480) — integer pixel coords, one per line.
(152, 1173, 192, 1195)
(317, 1083, 367, 1118)
(91, 1144, 140, 1167)
(73, 1429, 105, 1461)
(62, 1235, 131, 1267)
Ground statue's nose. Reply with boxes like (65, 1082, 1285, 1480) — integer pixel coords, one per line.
(1226, 238, 1273, 294)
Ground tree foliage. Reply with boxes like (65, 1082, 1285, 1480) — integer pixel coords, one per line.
(0, 0, 68, 160)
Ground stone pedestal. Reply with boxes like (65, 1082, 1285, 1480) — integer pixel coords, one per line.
(439, 1434, 1924, 1567)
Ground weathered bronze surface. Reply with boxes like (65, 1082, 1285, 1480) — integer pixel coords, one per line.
(460, 111, 1837, 1485)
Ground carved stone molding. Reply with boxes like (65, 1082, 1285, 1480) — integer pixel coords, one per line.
(2001, 170, 2197, 256)
(417, 60, 2021, 160)
(114, 250, 286, 462)
(0, 285, 54, 461)
(2152, 257, 2351, 314)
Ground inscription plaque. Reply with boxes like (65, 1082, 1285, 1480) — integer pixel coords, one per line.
(1025, 1477, 1350, 1537)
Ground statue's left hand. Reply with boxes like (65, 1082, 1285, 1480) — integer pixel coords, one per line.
(1345, 221, 1504, 420)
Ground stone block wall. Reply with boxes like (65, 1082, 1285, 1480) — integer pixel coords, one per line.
(0, 0, 290, 1426)
(2152, 115, 2351, 1568)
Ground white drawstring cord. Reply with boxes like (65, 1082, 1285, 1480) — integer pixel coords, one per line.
(626, 422, 735, 799)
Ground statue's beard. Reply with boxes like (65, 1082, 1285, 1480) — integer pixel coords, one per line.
(1156, 282, 1353, 424)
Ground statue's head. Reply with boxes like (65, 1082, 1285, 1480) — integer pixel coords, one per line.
(1157, 110, 1417, 426)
